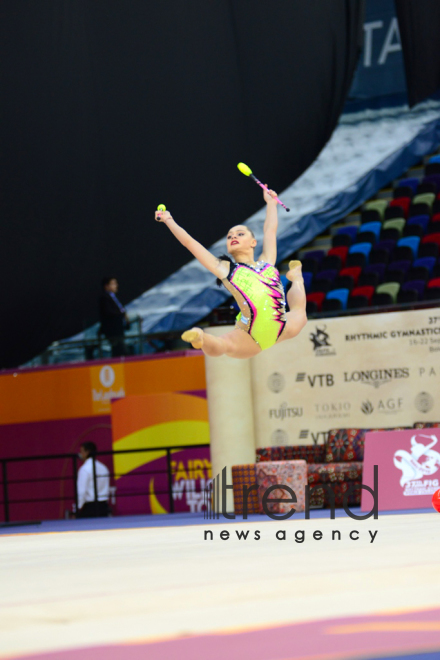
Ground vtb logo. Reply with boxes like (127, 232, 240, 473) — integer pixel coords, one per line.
(296, 372, 334, 387)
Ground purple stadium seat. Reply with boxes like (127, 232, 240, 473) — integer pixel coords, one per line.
(401, 280, 426, 299)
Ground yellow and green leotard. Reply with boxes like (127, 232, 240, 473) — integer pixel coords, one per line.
(221, 260, 287, 350)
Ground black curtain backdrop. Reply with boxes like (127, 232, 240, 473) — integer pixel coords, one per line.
(395, 0, 440, 107)
(0, 1, 364, 368)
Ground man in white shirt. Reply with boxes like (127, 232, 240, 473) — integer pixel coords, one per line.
(76, 442, 110, 518)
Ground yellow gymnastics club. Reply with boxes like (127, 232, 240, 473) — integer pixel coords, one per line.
(237, 162, 290, 211)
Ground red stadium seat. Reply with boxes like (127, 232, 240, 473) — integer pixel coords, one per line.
(422, 233, 440, 247)
(306, 292, 325, 311)
(427, 277, 440, 289)
(389, 197, 411, 217)
(328, 246, 348, 267)
(339, 266, 362, 285)
(350, 285, 375, 303)
(431, 212, 440, 223)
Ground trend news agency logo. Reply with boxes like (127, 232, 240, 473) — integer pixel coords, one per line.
(203, 466, 378, 521)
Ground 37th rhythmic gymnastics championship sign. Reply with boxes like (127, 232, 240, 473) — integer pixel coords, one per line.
(251, 308, 440, 447)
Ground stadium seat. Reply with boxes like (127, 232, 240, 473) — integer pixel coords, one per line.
(332, 233, 352, 247)
(423, 174, 440, 191)
(397, 236, 420, 259)
(347, 295, 370, 309)
(388, 197, 410, 217)
(418, 242, 439, 258)
(372, 292, 394, 306)
(364, 199, 388, 220)
(349, 242, 372, 263)
(328, 246, 348, 267)
(306, 292, 325, 311)
(325, 288, 349, 310)
(322, 298, 343, 312)
(339, 266, 362, 285)
(355, 230, 376, 245)
(361, 262, 386, 283)
(425, 286, 440, 300)
(302, 271, 313, 292)
(425, 162, 440, 176)
(401, 280, 426, 299)
(383, 218, 405, 236)
(427, 276, 440, 289)
(320, 254, 343, 272)
(409, 202, 431, 218)
(376, 282, 400, 303)
(350, 285, 375, 303)
(386, 261, 411, 284)
(406, 214, 430, 232)
(397, 288, 420, 303)
(403, 223, 424, 238)
(361, 209, 381, 224)
(428, 155, 440, 164)
(412, 192, 435, 209)
(393, 185, 414, 199)
(345, 252, 367, 268)
(413, 256, 436, 276)
(301, 257, 319, 275)
(380, 227, 401, 242)
(359, 221, 381, 239)
(306, 300, 319, 315)
(417, 182, 437, 195)
(432, 212, 440, 223)
(392, 245, 414, 263)
(369, 247, 391, 265)
(398, 177, 419, 194)
(312, 270, 337, 293)
(336, 226, 358, 240)
(421, 233, 440, 249)
(331, 275, 354, 292)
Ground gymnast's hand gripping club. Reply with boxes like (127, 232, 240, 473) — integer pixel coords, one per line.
(237, 162, 290, 212)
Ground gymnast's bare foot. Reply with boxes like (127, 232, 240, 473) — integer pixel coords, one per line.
(286, 260, 302, 282)
(181, 327, 204, 349)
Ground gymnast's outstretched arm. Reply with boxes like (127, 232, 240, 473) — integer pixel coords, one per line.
(261, 187, 278, 265)
(155, 210, 229, 280)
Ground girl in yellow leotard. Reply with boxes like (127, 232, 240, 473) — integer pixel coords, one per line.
(154, 187, 307, 359)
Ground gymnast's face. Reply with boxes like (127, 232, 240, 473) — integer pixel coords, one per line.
(226, 225, 257, 255)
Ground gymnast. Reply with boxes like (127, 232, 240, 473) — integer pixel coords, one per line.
(154, 188, 307, 359)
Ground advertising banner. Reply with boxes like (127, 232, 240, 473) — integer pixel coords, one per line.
(362, 429, 440, 511)
(251, 308, 440, 448)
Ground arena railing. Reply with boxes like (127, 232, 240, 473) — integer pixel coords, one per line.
(0, 444, 210, 525)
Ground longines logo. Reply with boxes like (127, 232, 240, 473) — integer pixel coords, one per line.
(269, 403, 303, 420)
(414, 392, 434, 414)
(309, 325, 336, 357)
(296, 372, 334, 387)
(267, 372, 285, 393)
(314, 401, 350, 420)
(361, 398, 404, 415)
(344, 368, 409, 389)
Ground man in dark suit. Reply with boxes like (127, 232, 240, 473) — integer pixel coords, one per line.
(99, 277, 129, 357)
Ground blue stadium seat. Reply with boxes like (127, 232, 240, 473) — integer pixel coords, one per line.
(413, 257, 436, 276)
(398, 178, 419, 194)
(407, 214, 430, 232)
(336, 226, 358, 240)
(302, 271, 313, 292)
(428, 155, 440, 164)
(359, 221, 381, 239)
(326, 288, 350, 310)
(349, 242, 372, 263)
(397, 236, 420, 259)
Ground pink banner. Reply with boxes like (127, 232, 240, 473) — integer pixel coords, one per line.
(362, 429, 440, 511)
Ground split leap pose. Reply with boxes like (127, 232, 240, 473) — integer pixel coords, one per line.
(155, 188, 307, 359)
